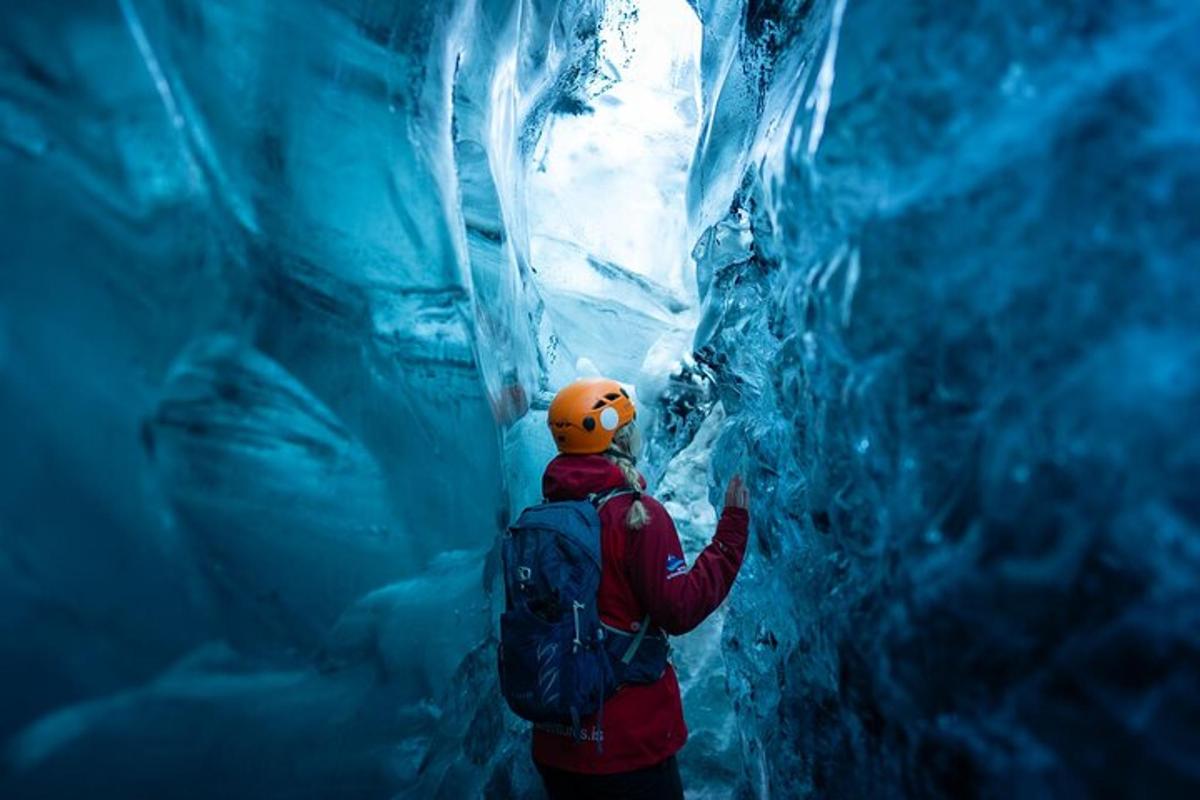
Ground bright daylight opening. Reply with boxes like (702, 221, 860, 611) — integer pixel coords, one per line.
(525, 0, 702, 384)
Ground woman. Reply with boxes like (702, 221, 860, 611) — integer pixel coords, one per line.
(534, 377, 751, 800)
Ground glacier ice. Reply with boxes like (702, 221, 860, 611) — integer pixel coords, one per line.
(2, 0, 1199, 798)
(686, 1, 1200, 797)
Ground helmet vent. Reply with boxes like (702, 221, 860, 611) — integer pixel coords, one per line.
(582, 417, 596, 431)
(604, 393, 620, 401)
(591, 399, 607, 410)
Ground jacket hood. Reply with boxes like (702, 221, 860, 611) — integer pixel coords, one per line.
(542, 454, 632, 501)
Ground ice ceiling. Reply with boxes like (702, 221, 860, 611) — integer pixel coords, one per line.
(2, 0, 1198, 798)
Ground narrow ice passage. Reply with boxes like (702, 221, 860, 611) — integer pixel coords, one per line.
(2, 0, 1198, 798)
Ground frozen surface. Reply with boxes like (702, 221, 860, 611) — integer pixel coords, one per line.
(2, 0, 1199, 798)
(526, 0, 701, 391)
(683, 0, 1200, 797)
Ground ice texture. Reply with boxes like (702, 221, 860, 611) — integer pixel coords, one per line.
(684, 0, 1200, 797)
(0, 0, 594, 795)
(2, 0, 1199, 798)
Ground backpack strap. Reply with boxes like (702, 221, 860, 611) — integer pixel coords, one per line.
(620, 615, 653, 664)
(590, 487, 650, 660)
(587, 487, 638, 510)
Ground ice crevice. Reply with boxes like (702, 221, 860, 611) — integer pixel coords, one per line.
(1, 0, 1198, 798)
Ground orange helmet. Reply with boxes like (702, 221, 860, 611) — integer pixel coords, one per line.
(547, 378, 637, 454)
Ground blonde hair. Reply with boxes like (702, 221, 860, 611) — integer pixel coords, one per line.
(607, 424, 650, 530)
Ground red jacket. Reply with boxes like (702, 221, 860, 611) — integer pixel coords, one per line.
(531, 454, 750, 774)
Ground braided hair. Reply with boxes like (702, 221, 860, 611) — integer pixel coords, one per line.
(606, 423, 649, 530)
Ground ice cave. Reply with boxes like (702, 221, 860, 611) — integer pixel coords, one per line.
(1, 0, 1198, 797)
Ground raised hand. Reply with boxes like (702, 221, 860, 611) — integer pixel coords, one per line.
(724, 474, 749, 510)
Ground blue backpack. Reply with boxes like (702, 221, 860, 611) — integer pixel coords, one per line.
(498, 489, 668, 743)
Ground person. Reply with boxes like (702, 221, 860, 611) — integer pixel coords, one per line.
(533, 377, 750, 800)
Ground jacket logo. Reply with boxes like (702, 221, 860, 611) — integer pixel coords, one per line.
(666, 554, 688, 580)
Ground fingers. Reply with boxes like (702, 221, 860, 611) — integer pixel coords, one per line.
(725, 474, 749, 509)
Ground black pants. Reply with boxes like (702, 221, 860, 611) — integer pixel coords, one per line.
(537, 756, 684, 800)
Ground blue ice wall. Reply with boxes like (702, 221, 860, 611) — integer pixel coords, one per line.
(2, 0, 1199, 798)
(1, 1, 603, 796)
(684, 0, 1200, 796)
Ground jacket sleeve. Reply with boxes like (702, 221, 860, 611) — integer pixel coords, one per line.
(625, 499, 750, 635)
